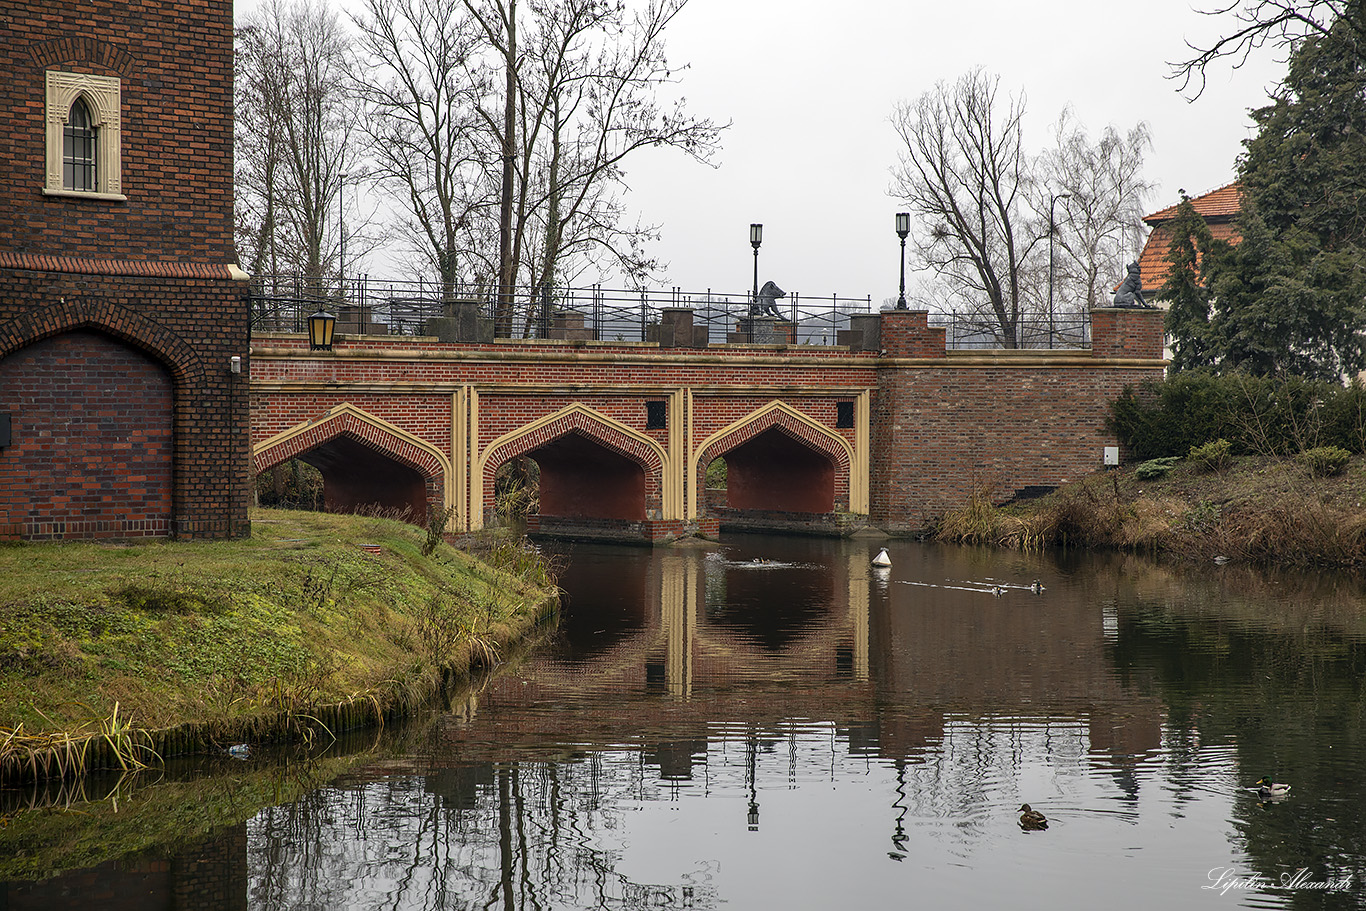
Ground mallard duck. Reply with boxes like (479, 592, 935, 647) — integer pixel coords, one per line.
(1030, 580, 1045, 594)
(991, 585, 1006, 597)
(1019, 803, 1048, 830)
(1256, 777, 1291, 797)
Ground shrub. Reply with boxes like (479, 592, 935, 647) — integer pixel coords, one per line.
(1108, 371, 1363, 460)
(1298, 446, 1351, 478)
(1134, 456, 1180, 480)
(1187, 439, 1233, 473)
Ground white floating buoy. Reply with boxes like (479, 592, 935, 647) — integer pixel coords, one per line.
(872, 548, 892, 567)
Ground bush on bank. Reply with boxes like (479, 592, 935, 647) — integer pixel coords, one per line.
(1108, 370, 1366, 461)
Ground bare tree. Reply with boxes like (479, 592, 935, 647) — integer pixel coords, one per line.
(236, 0, 361, 287)
(891, 69, 1040, 347)
(1039, 109, 1154, 313)
(1173, 0, 1366, 96)
(350, 0, 487, 300)
(453, 0, 722, 334)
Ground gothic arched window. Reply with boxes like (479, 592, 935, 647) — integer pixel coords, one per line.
(63, 97, 98, 192)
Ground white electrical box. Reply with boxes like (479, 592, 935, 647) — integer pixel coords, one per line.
(1103, 446, 1119, 466)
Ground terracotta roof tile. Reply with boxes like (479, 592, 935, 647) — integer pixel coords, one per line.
(1138, 218, 1241, 293)
(1144, 183, 1241, 224)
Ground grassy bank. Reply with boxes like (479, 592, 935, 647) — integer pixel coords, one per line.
(0, 508, 558, 782)
(939, 454, 1366, 570)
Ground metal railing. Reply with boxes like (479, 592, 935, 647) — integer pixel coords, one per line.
(248, 273, 1091, 350)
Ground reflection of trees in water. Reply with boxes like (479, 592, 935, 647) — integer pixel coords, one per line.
(247, 755, 721, 911)
(1110, 602, 1366, 892)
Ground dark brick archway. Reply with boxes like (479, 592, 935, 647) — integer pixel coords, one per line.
(0, 330, 174, 539)
(526, 431, 648, 522)
(721, 426, 835, 514)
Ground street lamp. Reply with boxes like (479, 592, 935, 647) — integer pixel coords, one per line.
(750, 223, 763, 306)
(338, 172, 349, 300)
(895, 212, 910, 309)
(1048, 192, 1071, 348)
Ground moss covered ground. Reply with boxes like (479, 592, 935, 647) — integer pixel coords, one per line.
(0, 508, 558, 754)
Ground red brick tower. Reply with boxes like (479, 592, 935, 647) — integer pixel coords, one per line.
(0, 0, 250, 539)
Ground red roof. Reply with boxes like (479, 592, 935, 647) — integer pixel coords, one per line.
(1144, 183, 1241, 223)
(1137, 183, 1242, 293)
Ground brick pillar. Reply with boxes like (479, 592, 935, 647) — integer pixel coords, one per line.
(1090, 307, 1165, 359)
(879, 309, 946, 358)
(658, 308, 697, 348)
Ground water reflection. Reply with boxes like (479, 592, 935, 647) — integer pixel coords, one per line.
(6, 538, 1366, 909)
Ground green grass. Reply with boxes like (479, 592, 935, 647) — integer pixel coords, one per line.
(0, 508, 558, 748)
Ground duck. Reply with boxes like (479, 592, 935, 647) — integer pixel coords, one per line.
(872, 548, 892, 568)
(991, 585, 1006, 597)
(1256, 777, 1291, 797)
(1030, 580, 1045, 594)
(1018, 803, 1048, 830)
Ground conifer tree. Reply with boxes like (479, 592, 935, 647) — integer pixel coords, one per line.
(1160, 195, 1218, 373)
(1207, 12, 1366, 381)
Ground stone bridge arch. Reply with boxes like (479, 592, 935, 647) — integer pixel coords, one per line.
(477, 404, 672, 531)
(694, 402, 857, 518)
(253, 403, 450, 524)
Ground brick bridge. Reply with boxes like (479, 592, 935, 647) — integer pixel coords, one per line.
(249, 308, 1165, 541)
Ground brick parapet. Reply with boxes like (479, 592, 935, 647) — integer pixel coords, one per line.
(1090, 307, 1166, 360)
(879, 309, 947, 358)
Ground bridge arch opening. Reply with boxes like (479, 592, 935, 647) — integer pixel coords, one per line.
(513, 430, 647, 522)
(256, 434, 432, 524)
(715, 426, 835, 514)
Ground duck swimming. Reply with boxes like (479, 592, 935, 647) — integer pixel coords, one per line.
(1019, 804, 1048, 830)
(1030, 580, 1045, 594)
(1256, 777, 1291, 797)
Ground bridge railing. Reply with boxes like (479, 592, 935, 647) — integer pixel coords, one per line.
(247, 273, 1092, 350)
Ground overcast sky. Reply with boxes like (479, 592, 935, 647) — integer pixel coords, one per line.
(239, 0, 1288, 304)
(616, 0, 1286, 305)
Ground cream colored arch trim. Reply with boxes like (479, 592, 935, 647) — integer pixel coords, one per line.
(474, 402, 677, 529)
(253, 402, 454, 513)
(690, 400, 867, 517)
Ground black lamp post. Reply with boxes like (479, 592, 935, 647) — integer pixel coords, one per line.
(895, 212, 910, 309)
(1048, 192, 1071, 347)
(750, 223, 763, 306)
(338, 172, 348, 296)
(308, 309, 336, 351)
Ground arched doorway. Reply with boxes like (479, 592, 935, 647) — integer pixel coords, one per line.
(0, 330, 174, 539)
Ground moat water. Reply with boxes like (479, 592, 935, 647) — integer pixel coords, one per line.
(4, 535, 1366, 909)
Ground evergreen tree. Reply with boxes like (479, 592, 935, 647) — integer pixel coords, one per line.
(1160, 195, 1218, 373)
(1207, 13, 1366, 382)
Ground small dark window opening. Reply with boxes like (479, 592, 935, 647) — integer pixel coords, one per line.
(646, 401, 667, 430)
(64, 97, 98, 191)
(836, 401, 855, 429)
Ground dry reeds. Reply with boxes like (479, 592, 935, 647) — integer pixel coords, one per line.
(1, 702, 159, 786)
(937, 486, 1054, 551)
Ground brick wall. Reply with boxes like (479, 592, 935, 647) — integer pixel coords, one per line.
(869, 357, 1157, 532)
(0, 330, 173, 539)
(0, 0, 250, 541)
(0, 1, 234, 261)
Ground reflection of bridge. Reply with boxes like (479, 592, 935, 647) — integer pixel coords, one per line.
(427, 543, 1166, 773)
(250, 307, 1165, 541)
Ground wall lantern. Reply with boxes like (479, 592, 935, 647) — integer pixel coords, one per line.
(308, 309, 337, 351)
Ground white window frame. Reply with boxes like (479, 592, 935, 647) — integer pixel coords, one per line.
(44, 70, 125, 201)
